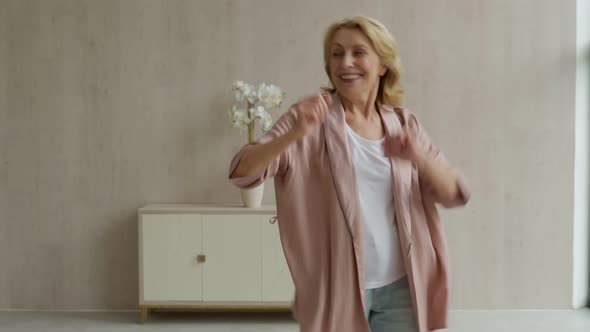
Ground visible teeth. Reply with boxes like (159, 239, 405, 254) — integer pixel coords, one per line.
(340, 74, 360, 80)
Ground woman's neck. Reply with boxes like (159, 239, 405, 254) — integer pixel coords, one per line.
(340, 94, 378, 120)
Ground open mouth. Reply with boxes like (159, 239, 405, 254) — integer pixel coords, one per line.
(338, 74, 362, 83)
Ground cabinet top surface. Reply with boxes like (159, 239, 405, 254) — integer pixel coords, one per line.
(139, 204, 277, 214)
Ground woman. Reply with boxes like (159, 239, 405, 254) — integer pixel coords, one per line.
(229, 16, 470, 332)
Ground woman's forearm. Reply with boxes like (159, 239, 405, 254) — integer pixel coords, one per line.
(231, 131, 299, 178)
(416, 154, 459, 202)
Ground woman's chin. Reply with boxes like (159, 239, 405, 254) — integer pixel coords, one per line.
(335, 86, 363, 99)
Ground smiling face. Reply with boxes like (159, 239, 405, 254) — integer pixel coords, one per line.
(328, 28, 387, 104)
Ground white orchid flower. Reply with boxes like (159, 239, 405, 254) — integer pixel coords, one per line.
(231, 81, 247, 102)
(258, 83, 284, 109)
(229, 80, 284, 139)
(245, 84, 258, 104)
(260, 111, 273, 132)
(249, 105, 267, 120)
(229, 106, 250, 129)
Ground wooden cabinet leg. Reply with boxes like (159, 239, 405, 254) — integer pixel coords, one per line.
(140, 306, 149, 324)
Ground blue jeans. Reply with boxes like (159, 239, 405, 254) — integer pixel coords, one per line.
(364, 277, 418, 332)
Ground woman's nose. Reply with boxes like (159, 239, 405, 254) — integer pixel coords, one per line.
(342, 53, 354, 67)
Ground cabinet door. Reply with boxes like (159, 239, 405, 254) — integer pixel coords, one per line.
(202, 214, 262, 301)
(261, 216, 295, 302)
(141, 214, 203, 301)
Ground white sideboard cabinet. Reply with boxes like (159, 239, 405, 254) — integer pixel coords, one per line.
(138, 204, 294, 323)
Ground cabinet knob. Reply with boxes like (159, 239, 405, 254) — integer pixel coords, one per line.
(197, 254, 206, 263)
(269, 216, 278, 224)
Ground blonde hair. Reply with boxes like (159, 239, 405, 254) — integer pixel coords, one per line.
(322, 16, 403, 106)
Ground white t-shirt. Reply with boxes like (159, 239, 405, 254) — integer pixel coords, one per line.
(345, 123, 406, 289)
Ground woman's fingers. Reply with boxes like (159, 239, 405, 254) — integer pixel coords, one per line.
(322, 93, 333, 108)
(294, 93, 335, 136)
(384, 132, 407, 157)
(318, 94, 331, 118)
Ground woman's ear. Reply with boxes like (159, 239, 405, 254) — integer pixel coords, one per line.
(379, 64, 388, 77)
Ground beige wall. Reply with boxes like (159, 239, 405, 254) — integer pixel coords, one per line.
(0, 0, 579, 309)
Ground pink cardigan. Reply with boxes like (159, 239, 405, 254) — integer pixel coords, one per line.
(229, 93, 470, 332)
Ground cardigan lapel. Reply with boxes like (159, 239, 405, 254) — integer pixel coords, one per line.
(377, 104, 413, 239)
(323, 93, 359, 238)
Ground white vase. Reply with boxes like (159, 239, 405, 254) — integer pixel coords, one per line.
(240, 182, 265, 208)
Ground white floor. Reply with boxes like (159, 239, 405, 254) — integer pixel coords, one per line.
(0, 309, 589, 332)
